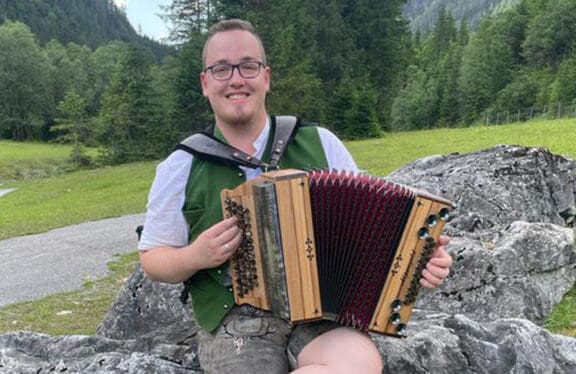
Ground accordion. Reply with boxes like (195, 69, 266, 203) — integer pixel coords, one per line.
(221, 169, 453, 337)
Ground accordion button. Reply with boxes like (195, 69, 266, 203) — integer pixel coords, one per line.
(396, 324, 407, 336)
(426, 215, 438, 227)
(418, 227, 430, 239)
(391, 299, 402, 312)
(439, 208, 450, 220)
(389, 313, 402, 325)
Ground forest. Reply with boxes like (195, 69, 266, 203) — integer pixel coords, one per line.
(1, 0, 576, 166)
(404, 0, 520, 34)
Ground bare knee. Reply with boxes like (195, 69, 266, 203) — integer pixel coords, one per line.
(296, 327, 382, 374)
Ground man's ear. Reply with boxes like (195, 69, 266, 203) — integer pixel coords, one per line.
(264, 65, 271, 93)
(200, 71, 209, 97)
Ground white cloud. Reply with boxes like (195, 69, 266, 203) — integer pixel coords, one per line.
(113, 0, 129, 8)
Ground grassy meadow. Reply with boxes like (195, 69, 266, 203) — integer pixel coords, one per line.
(0, 118, 575, 336)
(0, 140, 99, 181)
(347, 119, 576, 176)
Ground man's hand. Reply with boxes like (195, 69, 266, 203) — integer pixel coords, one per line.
(191, 216, 243, 269)
(420, 235, 452, 289)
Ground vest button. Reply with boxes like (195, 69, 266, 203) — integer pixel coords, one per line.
(217, 270, 222, 274)
(238, 172, 243, 177)
(228, 287, 233, 292)
(224, 304, 229, 309)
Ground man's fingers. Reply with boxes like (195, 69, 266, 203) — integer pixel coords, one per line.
(420, 268, 445, 288)
(438, 234, 450, 247)
(427, 253, 452, 268)
(216, 223, 241, 246)
(203, 216, 238, 237)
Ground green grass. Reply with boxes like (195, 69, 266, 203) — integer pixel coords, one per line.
(544, 284, 576, 336)
(0, 140, 99, 182)
(348, 119, 576, 176)
(0, 119, 575, 336)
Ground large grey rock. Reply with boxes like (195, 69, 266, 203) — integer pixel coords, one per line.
(375, 311, 576, 374)
(416, 221, 576, 324)
(0, 331, 200, 373)
(389, 145, 576, 324)
(2, 144, 576, 373)
(96, 264, 196, 342)
(387, 145, 576, 234)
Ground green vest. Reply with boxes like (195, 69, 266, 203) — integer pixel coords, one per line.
(182, 118, 329, 332)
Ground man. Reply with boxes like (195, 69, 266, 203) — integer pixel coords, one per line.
(139, 19, 452, 373)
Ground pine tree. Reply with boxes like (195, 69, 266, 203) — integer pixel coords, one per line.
(0, 21, 52, 140)
(97, 44, 164, 163)
(53, 89, 91, 165)
(459, 17, 513, 123)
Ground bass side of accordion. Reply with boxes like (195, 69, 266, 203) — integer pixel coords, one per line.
(221, 169, 454, 338)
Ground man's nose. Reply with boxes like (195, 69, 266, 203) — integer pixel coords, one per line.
(229, 66, 245, 85)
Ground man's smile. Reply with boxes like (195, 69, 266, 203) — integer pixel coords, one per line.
(226, 92, 250, 101)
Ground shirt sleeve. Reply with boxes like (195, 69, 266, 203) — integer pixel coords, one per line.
(138, 150, 192, 251)
(317, 127, 359, 172)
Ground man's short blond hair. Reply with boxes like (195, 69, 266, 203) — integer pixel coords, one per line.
(202, 19, 267, 67)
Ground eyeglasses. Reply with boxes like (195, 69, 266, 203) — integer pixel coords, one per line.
(204, 61, 265, 81)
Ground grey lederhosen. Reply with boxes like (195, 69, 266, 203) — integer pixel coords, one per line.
(197, 305, 340, 373)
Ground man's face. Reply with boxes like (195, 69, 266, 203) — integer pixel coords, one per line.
(201, 30, 270, 127)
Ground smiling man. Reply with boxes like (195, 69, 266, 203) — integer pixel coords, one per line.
(201, 27, 270, 138)
(138, 19, 452, 373)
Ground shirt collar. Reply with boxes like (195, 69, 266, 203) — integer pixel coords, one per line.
(252, 118, 270, 160)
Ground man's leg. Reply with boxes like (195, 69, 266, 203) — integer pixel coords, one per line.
(288, 323, 383, 374)
(197, 305, 292, 374)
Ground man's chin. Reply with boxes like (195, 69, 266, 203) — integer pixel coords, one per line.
(221, 111, 253, 127)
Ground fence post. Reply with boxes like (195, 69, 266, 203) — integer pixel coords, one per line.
(557, 102, 562, 119)
(529, 106, 533, 120)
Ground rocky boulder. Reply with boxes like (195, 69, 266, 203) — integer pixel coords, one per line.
(95, 266, 195, 342)
(0, 331, 200, 373)
(387, 144, 576, 233)
(375, 311, 576, 373)
(388, 145, 576, 325)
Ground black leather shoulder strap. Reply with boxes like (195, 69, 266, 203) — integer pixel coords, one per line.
(176, 132, 265, 169)
(268, 115, 300, 169)
(174, 115, 301, 170)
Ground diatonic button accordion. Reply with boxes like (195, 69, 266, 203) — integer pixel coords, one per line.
(221, 169, 454, 337)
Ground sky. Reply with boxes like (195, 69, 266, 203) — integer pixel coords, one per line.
(113, 0, 172, 42)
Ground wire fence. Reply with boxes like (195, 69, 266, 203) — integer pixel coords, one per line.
(484, 102, 576, 125)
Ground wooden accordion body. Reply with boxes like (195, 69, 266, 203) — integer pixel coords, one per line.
(221, 169, 454, 337)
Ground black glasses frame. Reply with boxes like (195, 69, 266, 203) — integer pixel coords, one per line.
(204, 61, 265, 81)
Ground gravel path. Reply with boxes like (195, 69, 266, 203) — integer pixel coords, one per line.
(0, 213, 145, 307)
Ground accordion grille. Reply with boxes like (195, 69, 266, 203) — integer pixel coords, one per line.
(309, 170, 415, 331)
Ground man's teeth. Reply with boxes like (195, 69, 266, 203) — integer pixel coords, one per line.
(228, 93, 248, 99)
